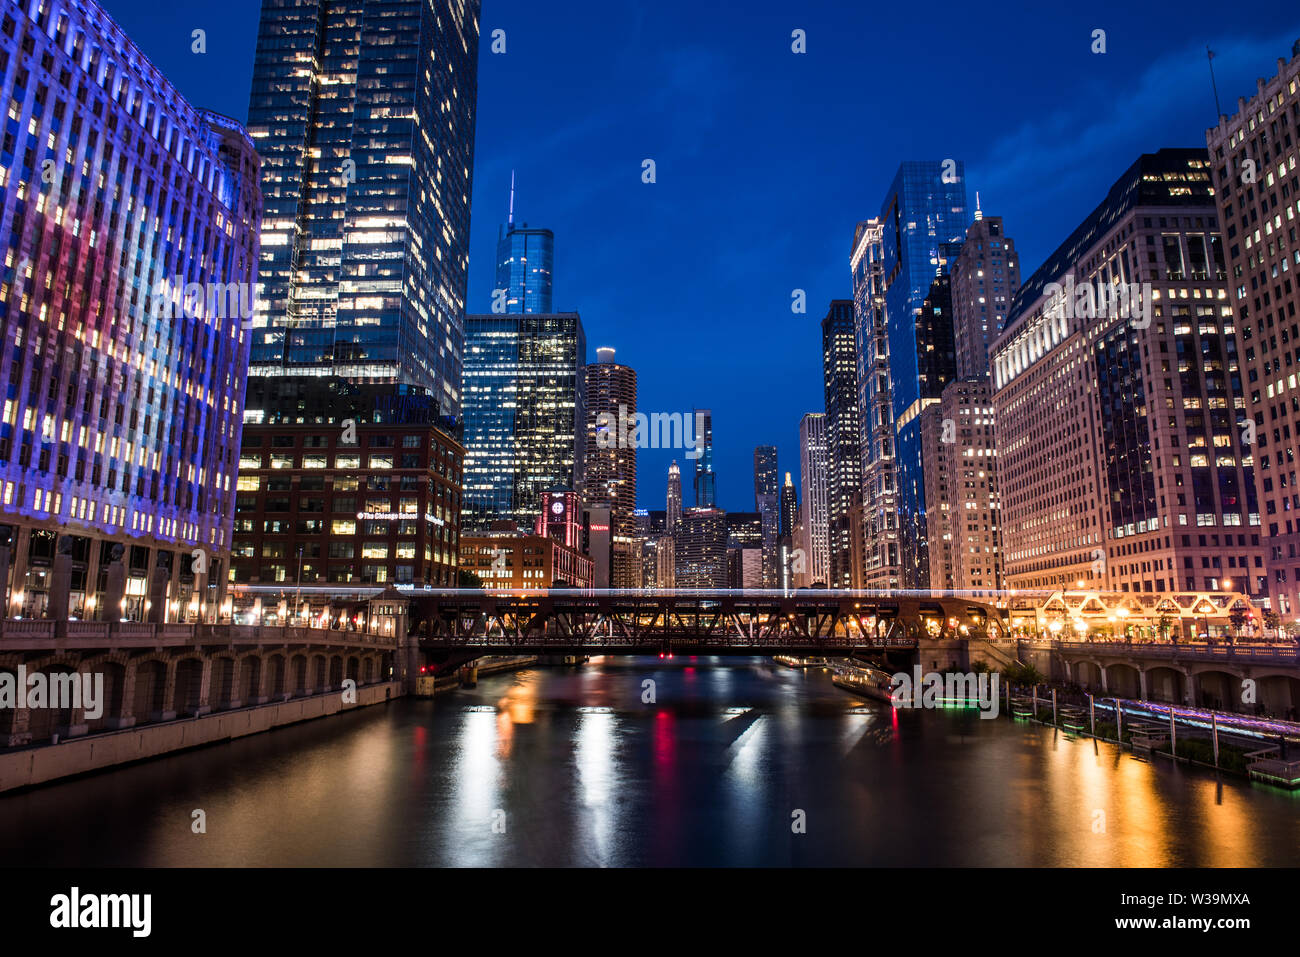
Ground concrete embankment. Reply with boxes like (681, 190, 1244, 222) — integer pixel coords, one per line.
(0, 681, 399, 793)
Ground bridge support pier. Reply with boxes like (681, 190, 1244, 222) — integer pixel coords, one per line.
(1138, 669, 1147, 702)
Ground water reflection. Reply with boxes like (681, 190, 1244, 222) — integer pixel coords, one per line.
(0, 656, 1295, 866)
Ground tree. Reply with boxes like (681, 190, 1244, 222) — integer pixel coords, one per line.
(1263, 610, 1281, 639)
(1004, 662, 1046, 686)
(1156, 612, 1176, 644)
(1229, 607, 1247, 642)
(458, 568, 483, 588)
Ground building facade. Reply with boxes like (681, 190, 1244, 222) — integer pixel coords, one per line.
(495, 222, 554, 314)
(666, 460, 682, 533)
(992, 148, 1264, 597)
(950, 208, 1020, 380)
(233, 379, 462, 590)
(0, 0, 261, 621)
(877, 163, 968, 587)
(1206, 41, 1300, 615)
(584, 346, 638, 586)
(798, 413, 831, 585)
(822, 299, 863, 587)
(674, 507, 727, 587)
(246, 0, 480, 416)
(693, 408, 715, 507)
(462, 312, 585, 530)
(851, 219, 902, 589)
(462, 526, 592, 590)
(919, 380, 1002, 595)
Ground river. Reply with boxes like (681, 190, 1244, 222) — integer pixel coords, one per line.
(1, 656, 1296, 866)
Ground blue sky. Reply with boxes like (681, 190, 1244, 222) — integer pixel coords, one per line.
(103, 0, 1300, 511)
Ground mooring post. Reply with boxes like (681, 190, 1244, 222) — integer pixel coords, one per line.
(1116, 698, 1123, 744)
(1089, 693, 1096, 737)
(1052, 688, 1058, 725)
(1212, 712, 1220, 768)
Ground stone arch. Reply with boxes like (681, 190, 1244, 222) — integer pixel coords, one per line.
(24, 664, 78, 743)
(345, 656, 359, 684)
(172, 657, 204, 716)
(1248, 673, 1300, 718)
(1189, 668, 1241, 711)
(86, 660, 126, 731)
(361, 657, 374, 684)
(267, 654, 286, 698)
(0, 666, 18, 739)
(239, 654, 262, 705)
(1102, 662, 1141, 699)
(1074, 660, 1104, 691)
(210, 656, 236, 711)
(132, 659, 168, 722)
(328, 655, 343, 689)
(1143, 666, 1186, 704)
(290, 654, 308, 695)
(311, 654, 327, 692)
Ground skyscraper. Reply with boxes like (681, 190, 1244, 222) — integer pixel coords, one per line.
(666, 461, 683, 533)
(693, 409, 716, 507)
(754, 445, 779, 586)
(780, 472, 798, 537)
(822, 299, 864, 588)
(462, 313, 586, 530)
(1206, 41, 1300, 614)
(585, 347, 639, 587)
(798, 414, 831, 586)
(246, 0, 480, 417)
(0, 0, 261, 622)
(674, 507, 728, 587)
(992, 148, 1262, 597)
(950, 206, 1020, 380)
(877, 162, 968, 587)
(753, 446, 778, 508)
(851, 220, 902, 589)
(495, 176, 554, 313)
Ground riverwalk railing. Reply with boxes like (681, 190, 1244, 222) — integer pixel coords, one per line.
(1003, 683, 1300, 785)
(1052, 639, 1300, 663)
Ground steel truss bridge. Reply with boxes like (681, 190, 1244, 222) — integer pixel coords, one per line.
(408, 589, 1005, 659)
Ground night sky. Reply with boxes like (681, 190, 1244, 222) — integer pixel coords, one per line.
(102, 0, 1300, 511)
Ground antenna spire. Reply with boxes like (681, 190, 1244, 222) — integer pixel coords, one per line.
(974, 191, 983, 221)
(1207, 46, 1223, 120)
(508, 170, 515, 229)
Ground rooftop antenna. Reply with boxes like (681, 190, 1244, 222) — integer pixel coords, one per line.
(1207, 46, 1223, 120)
(974, 191, 983, 222)
(508, 169, 515, 229)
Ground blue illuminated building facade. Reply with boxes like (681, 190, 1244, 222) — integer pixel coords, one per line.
(462, 312, 586, 530)
(496, 223, 554, 314)
(0, 0, 262, 620)
(877, 162, 968, 587)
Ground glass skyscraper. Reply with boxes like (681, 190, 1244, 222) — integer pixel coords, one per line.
(462, 313, 586, 530)
(245, 0, 480, 417)
(693, 409, 716, 507)
(877, 162, 968, 587)
(496, 223, 554, 314)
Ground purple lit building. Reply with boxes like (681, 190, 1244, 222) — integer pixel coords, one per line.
(0, 0, 262, 620)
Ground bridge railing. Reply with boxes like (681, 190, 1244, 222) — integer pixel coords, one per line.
(1053, 640, 1300, 664)
(0, 618, 396, 649)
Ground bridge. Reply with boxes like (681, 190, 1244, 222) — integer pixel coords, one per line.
(405, 589, 1005, 666)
